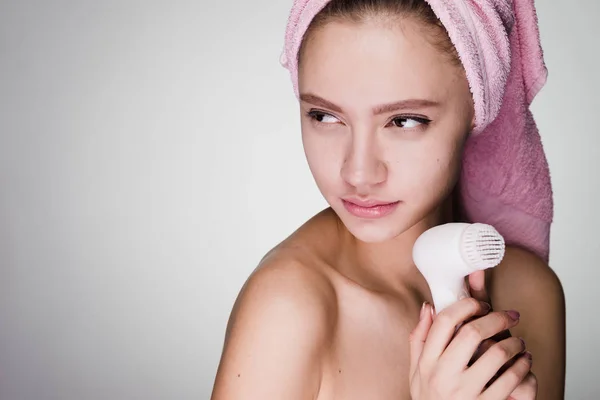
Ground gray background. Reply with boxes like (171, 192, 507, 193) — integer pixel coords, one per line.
(0, 1, 597, 399)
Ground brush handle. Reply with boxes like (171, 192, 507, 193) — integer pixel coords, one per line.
(430, 279, 471, 313)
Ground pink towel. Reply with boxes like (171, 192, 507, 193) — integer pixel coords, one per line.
(280, 0, 553, 262)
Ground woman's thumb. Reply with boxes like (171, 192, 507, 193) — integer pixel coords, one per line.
(409, 302, 433, 378)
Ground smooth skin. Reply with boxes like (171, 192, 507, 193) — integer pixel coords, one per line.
(211, 15, 565, 400)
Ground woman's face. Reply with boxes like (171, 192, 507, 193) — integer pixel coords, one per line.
(298, 17, 474, 242)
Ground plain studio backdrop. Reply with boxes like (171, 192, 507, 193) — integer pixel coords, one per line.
(0, 1, 598, 399)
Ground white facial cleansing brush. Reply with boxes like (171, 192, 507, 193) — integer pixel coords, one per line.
(412, 223, 506, 313)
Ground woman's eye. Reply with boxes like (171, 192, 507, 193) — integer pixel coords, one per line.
(390, 116, 430, 129)
(308, 111, 340, 124)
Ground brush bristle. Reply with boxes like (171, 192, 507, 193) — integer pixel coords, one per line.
(462, 223, 505, 270)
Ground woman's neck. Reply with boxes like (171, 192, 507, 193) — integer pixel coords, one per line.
(334, 196, 454, 297)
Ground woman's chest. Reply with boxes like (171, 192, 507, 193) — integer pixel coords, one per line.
(317, 290, 420, 400)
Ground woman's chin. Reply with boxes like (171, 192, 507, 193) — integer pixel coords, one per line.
(336, 213, 409, 243)
(349, 228, 397, 243)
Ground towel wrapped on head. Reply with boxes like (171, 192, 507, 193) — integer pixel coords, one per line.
(280, 0, 553, 262)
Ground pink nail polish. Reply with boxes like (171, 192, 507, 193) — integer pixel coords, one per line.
(506, 310, 520, 321)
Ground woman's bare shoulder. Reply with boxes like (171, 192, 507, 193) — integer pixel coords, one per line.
(239, 245, 339, 330)
(211, 229, 338, 399)
(488, 246, 566, 399)
(488, 245, 564, 327)
(488, 246, 563, 303)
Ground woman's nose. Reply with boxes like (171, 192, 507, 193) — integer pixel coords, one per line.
(340, 133, 387, 193)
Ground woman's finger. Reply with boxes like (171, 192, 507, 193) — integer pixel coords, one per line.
(479, 354, 534, 400)
(440, 310, 521, 372)
(418, 298, 490, 369)
(505, 371, 538, 400)
(468, 270, 490, 304)
(466, 337, 528, 394)
(409, 302, 434, 378)
(468, 338, 496, 366)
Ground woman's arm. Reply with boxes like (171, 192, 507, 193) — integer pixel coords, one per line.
(211, 259, 335, 400)
(488, 246, 566, 399)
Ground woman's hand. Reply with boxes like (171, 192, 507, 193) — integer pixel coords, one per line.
(466, 271, 538, 399)
(408, 298, 535, 399)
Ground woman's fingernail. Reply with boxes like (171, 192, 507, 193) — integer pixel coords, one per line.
(420, 302, 427, 320)
(506, 310, 520, 321)
(430, 304, 436, 318)
(519, 337, 526, 348)
(525, 351, 533, 361)
(480, 302, 492, 313)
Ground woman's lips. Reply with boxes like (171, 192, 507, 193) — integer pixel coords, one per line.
(342, 199, 400, 219)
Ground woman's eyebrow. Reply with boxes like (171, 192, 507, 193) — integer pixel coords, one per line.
(372, 99, 440, 115)
(299, 93, 343, 112)
(299, 93, 440, 114)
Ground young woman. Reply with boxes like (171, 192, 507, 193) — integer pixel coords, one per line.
(211, 0, 566, 398)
